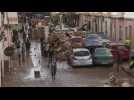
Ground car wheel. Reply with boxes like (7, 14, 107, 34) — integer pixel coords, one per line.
(107, 64, 113, 67)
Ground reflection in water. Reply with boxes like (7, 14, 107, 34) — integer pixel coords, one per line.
(24, 67, 49, 80)
(24, 41, 49, 80)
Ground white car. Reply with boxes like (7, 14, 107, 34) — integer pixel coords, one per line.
(68, 48, 93, 67)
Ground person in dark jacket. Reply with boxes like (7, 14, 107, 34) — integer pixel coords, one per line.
(25, 38, 31, 55)
(40, 37, 44, 56)
(47, 44, 54, 68)
(51, 55, 57, 80)
(21, 42, 25, 62)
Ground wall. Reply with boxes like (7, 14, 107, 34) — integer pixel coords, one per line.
(111, 18, 134, 48)
(0, 42, 2, 87)
(0, 41, 4, 87)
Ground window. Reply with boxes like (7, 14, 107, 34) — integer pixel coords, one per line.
(110, 22, 112, 38)
(125, 27, 128, 39)
(95, 19, 97, 32)
(88, 21, 91, 31)
(74, 51, 89, 56)
(105, 21, 107, 33)
(129, 25, 132, 39)
(114, 22, 116, 40)
(119, 26, 122, 41)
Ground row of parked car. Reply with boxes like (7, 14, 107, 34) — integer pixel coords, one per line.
(68, 32, 129, 67)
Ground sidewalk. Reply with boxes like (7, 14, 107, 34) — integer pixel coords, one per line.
(121, 63, 134, 78)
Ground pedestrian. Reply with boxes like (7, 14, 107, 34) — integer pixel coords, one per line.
(22, 42, 25, 63)
(116, 49, 123, 73)
(45, 43, 49, 57)
(51, 55, 57, 80)
(25, 38, 31, 55)
(16, 39, 21, 49)
(23, 32, 26, 42)
(18, 52, 21, 66)
(48, 44, 54, 68)
(40, 37, 44, 55)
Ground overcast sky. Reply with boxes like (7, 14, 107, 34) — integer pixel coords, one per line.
(125, 12, 134, 18)
(111, 12, 134, 18)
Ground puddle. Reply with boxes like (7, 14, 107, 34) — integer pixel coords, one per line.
(24, 67, 49, 80)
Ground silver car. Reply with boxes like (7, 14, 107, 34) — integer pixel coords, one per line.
(68, 48, 93, 67)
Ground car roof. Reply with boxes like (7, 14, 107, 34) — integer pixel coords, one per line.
(71, 36, 82, 38)
(87, 34, 98, 36)
(109, 42, 124, 46)
(95, 47, 108, 50)
(73, 48, 89, 52)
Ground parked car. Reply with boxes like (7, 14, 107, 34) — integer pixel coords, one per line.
(93, 47, 113, 65)
(99, 38, 111, 46)
(68, 48, 93, 67)
(94, 32, 110, 46)
(97, 32, 108, 39)
(108, 42, 129, 61)
(84, 34, 103, 48)
(70, 36, 84, 48)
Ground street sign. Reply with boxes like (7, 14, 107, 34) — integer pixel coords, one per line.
(4, 46, 14, 56)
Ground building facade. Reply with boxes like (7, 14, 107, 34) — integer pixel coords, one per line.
(77, 12, 134, 48)
(0, 12, 18, 84)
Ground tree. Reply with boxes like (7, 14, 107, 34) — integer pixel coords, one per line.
(63, 12, 79, 27)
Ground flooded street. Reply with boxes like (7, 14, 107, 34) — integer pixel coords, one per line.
(2, 41, 133, 87)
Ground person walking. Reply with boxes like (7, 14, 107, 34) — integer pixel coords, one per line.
(25, 37, 31, 55)
(18, 52, 21, 66)
(40, 37, 44, 56)
(21, 42, 25, 63)
(51, 55, 57, 80)
(116, 48, 123, 73)
(47, 44, 54, 68)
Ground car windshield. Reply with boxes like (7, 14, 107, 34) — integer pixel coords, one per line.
(87, 36, 98, 40)
(72, 38, 81, 42)
(86, 39, 99, 44)
(74, 51, 89, 56)
(95, 48, 110, 55)
(118, 46, 127, 49)
(98, 33, 107, 39)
